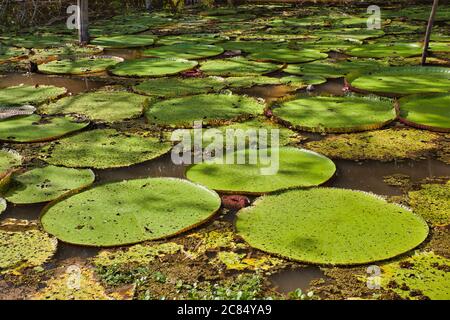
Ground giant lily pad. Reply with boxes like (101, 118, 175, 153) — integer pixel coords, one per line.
(346, 43, 423, 58)
(0, 149, 22, 178)
(348, 67, 450, 95)
(236, 188, 429, 265)
(146, 94, 264, 127)
(4, 34, 75, 49)
(40, 91, 149, 123)
(157, 34, 227, 46)
(272, 95, 396, 133)
(91, 35, 156, 48)
(143, 43, 224, 60)
(32, 45, 104, 58)
(200, 57, 282, 76)
(315, 28, 385, 41)
(40, 129, 172, 169)
(133, 77, 226, 98)
(110, 58, 198, 77)
(38, 56, 123, 75)
(0, 46, 28, 62)
(40, 178, 221, 246)
(186, 147, 336, 194)
(398, 93, 450, 132)
(0, 115, 89, 143)
(0, 85, 67, 107)
(248, 48, 327, 63)
(5, 166, 95, 204)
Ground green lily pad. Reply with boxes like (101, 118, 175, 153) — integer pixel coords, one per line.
(316, 28, 385, 41)
(4, 34, 75, 49)
(429, 42, 450, 53)
(0, 46, 28, 62)
(110, 58, 198, 77)
(91, 35, 156, 48)
(305, 128, 440, 161)
(0, 115, 89, 143)
(143, 43, 224, 60)
(0, 85, 67, 107)
(273, 95, 396, 133)
(133, 77, 226, 98)
(279, 75, 327, 87)
(40, 129, 172, 169)
(348, 67, 450, 95)
(398, 93, 450, 132)
(32, 45, 104, 58)
(248, 48, 327, 63)
(224, 76, 282, 88)
(236, 188, 429, 265)
(5, 166, 95, 204)
(40, 178, 221, 247)
(220, 40, 284, 53)
(40, 91, 149, 123)
(146, 94, 264, 128)
(381, 252, 450, 300)
(408, 182, 450, 227)
(200, 57, 282, 76)
(0, 227, 58, 271)
(0, 149, 22, 177)
(38, 56, 123, 75)
(268, 16, 326, 28)
(157, 34, 227, 46)
(186, 147, 336, 194)
(346, 43, 423, 58)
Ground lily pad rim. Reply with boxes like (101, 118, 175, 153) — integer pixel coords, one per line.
(38, 55, 125, 75)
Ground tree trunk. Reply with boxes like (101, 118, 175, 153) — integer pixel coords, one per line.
(78, 0, 90, 45)
(421, 0, 439, 66)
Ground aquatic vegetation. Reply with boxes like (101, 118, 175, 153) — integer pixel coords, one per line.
(345, 43, 423, 58)
(0, 114, 89, 143)
(143, 43, 224, 60)
(272, 95, 396, 133)
(316, 28, 385, 41)
(247, 48, 327, 63)
(398, 93, 450, 132)
(4, 166, 95, 204)
(38, 56, 123, 75)
(200, 57, 282, 76)
(186, 230, 246, 259)
(133, 77, 226, 98)
(381, 252, 450, 300)
(33, 267, 112, 300)
(305, 129, 440, 161)
(236, 188, 429, 265)
(91, 35, 156, 48)
(0, 149, 21, 178)
(348, 67, 450, 95)
(0, 46, 28, 62)
(40, 129, 172, 169)
(0, 85, 67, 106)
(408, 182, 450, 226)
(111, 58, 198, 77)
(146, 94, 264, 128)
(40, 91, 149, 123)
(31, 44, 103, 58)
(0, 223, 57, 272)
(156, 34, 227, 46)
(223, 76, 282, 88)
(186, 147, 336, 194)
(279, 75, 327, 87)
(40, 178, 221, 246)
(3, 34, 75, 49)
(216, 251, 284, 271)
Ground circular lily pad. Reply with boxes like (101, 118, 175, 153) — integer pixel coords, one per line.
(4, 34, 74, 49)
(346, 43, 423, 58)
(91, 35, 156, 48)
(0, 46, 28, 62)
(236, 188, 429, 265)
(143, 43, 224, 60)
(280, 75, 327, 87)
(272, 95, 396, 133)
(248, 48, 327, 63)
(133, 77, 226, 98)
(5, 166, 95, 204)
(38, 56, 123, 75)
(110, 58, 198, 77)
(0, 149, 21, 177)
(146, 94, 264, 127)
(223, 76, 282, 88)
(0, 115, 89, 143)
(348, 67, 450, 95)
(0, 85, 67, 107)
(156, 34, 227, 46)
(0, 228, 57, 271)
(41, 129, 172, 169)
(316, 28, 385, 41)
(32, 45, 104, 58)
(40, 91, 149, 123)
(186, 147, 336, 194)
(40, 178, 221, 247)
(200, 57, 282, 76)
(398, 93, 450, 132)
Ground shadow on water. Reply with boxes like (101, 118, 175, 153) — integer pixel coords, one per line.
(0, 73, 105, 94)
(270, 267, 327, 294)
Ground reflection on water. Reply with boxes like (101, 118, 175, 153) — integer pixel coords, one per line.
(270, 267, 326, 294)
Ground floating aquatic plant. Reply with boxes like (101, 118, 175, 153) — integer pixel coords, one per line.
(0, 85, 67, 107)
(38, 56, 123, 75)
(91, 34, 156, 48)
(143, 43, 224, 60)
(200, 57, 282, 76)
(236, 188, 429, 265)
(110, 58, 198, 77)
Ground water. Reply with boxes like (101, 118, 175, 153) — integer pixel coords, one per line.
(270, 267, 327, 294)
